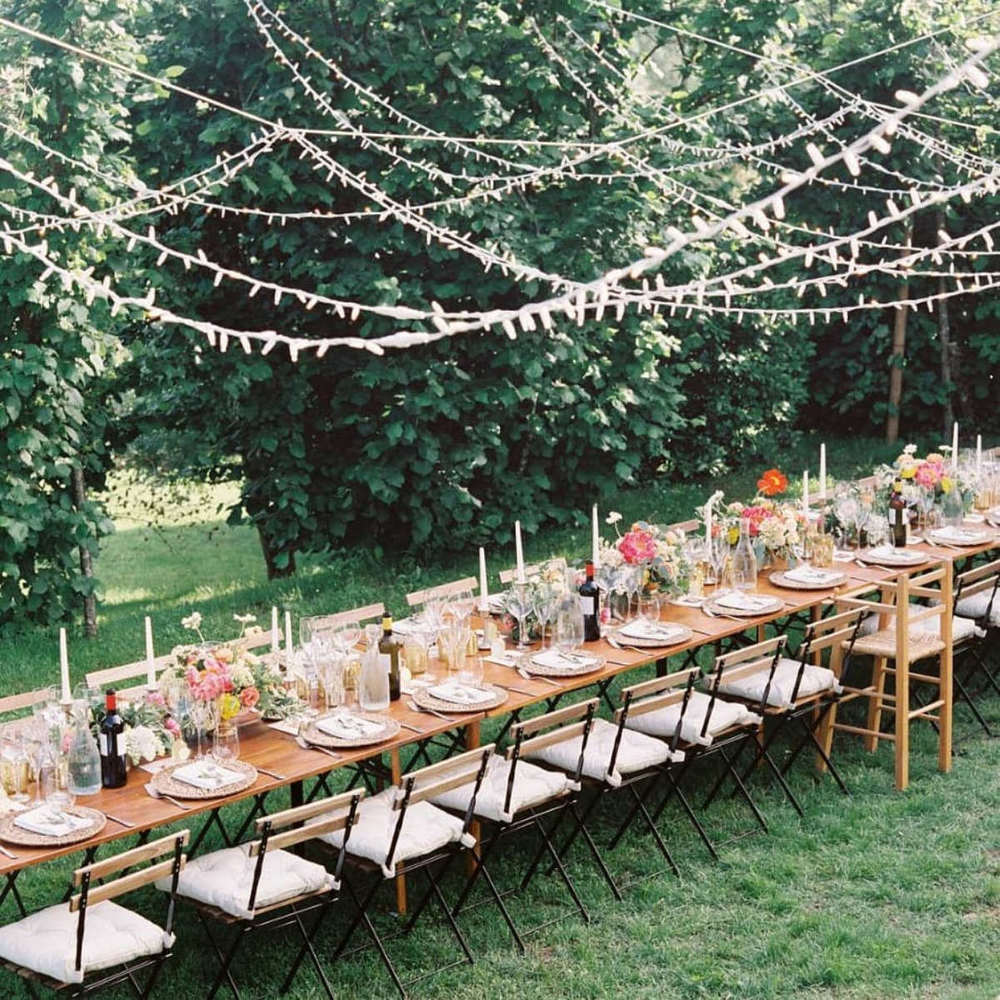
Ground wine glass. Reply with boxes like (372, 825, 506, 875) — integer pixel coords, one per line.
(504, 583, 534, 649)
(532, 586, 560, 648)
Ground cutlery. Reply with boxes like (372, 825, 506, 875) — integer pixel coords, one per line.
(399, 721, 428, 734)
(144, 783, 191, 811)
(294, 736, 341, 759)
(516, 667, 561, 687)
(253, 766, 287, 780)
(493, 681, 534, 695)
(405, 699, 458, 724)
(0, 845, 19, 860)
(104, 813, 136, 828)
(606, 636, 648, 655)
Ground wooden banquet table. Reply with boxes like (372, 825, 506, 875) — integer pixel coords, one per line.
(0, 527, 997, 912)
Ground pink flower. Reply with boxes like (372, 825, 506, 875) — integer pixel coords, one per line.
(144, 691, 166, 707)
(619, 528, 657, 564)
(915, 462, 942, 489)
(164, 717, 181, 737)
(240, 687, 260, 709)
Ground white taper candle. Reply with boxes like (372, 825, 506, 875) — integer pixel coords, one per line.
(284, 610, 293, 656)
(59, 627, 70, 703)
(145, 616, 156, 688)
(819, 443, 827, 501)
(803, 470, 810, 516)
(976, 434, 982, 477)
(514, 520, 525, 583)
(478, 547, 489, 610)
(592, 504, 600, 568)
(952, 421, 959, 471)
(271, 606, 279, 652)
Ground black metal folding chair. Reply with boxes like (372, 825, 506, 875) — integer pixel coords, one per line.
(321, 745, 493, 999)
(712, 607, 866, 814)
(521, 700, 685, 899)
(436, 699, 598, 952)
(164, 787, 362, 1000)
(610, 663, 767, 862)
(0, 830, 188, 999)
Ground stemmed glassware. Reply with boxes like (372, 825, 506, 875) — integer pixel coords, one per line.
(504, 582, 534, 649)
(552, 598, 584, 655)
(532, 585, 561, 648)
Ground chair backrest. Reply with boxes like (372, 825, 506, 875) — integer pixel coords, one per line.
(499, 558, 567, 586)
(0, 688, 57, 738)
(386, 745, 494, 872)
(70, 831, 189, 973)
(246, 789, 364, 913)
(784, 605, 866, 702)
(617, 667, 702, 750)
(506, 699, 598, 813)
(709, 635, 787, 713)
(304, 602, 386, 638)
(665, 519, 699, 534)
(85, 653, 174, 693)
(405, 577, 478, 609)
(955, 557, 1000, 624)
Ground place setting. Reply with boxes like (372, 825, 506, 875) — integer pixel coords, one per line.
(149, 758, 258, 800)
(0, 800, 107, 849)
(300, 710, 401, 749)
(855, 544, 929, 567)
(702, 590, 785, 618)
(924, 524, 995, 548)
(768, 564, 848, 589)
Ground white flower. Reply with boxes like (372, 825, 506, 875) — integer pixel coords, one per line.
(605, 511, 623, 526)
(229, 665, 254, 690)
(123, 724, 163, 766)
(903, 443, 917, 455)
(181, 612, 203, 632)
(233, 613, 256, 625)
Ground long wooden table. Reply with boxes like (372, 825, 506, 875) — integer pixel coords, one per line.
(0, 528, 996, 909)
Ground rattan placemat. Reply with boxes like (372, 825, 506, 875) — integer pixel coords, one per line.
(927, 530, 993, 547)
(304, 713, 401, 748)
(526, 653, 607, 676)
(856, 549, 926, 566)
(704, 597, 783, 618)
(151, 759, 258, 800)
(769, 570, 847, 590)
(413, 683, 507, 713)
(0, 806, 106, 847)
(607, 625, 695, 649)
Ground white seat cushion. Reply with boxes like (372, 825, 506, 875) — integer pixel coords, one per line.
(156, 845, 336, 920)
(626, 690, 762, 746)
(0, 901, 172, 985)
(955, 591, 1000, 626)
(316, 788, 474, 877)
(431, 754, 572, 823)
(716, 657, 841, 710)
(524, 717, 682, 788)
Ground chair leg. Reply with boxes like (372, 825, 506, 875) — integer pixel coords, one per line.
(865, 656, 889, 752)
(714, 742, 769, 832)
(606, 774, 658, 851)
(198, 914, 247, 1000)
(625, 782, 680, 878)
(657, 765, 719, 861)
(423, 857, 475, 966)
(557, 795, 623, 901)
(335, 875, 407, 999)
(280, 894, 338, 996)
(531, 812, 590, 926)
(470, 842, 528, 953)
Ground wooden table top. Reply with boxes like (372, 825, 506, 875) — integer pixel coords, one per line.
(1, 528, 995, 880)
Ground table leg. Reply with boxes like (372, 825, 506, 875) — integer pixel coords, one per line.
(391, 748, 407, 915)
(465, 721, 481, 875)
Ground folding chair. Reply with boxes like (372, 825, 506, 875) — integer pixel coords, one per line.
(821, 561, 954, 790)
(612, 664, 765, 861)
(162, 789, 362, 1000)
(951, 557, 1000, 735)
(498, 558, 567, 585)
(0, 831, 188, 999)
(521, 699, 684, 899)
(710, 607, 866, 814)
(317, 745, 493, 998)
(434, 700, 598, 952)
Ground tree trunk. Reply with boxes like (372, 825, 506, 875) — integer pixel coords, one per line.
(70, 466, 98, 637)
(886, 220, 914, 444)
(256, 523, 297, 580)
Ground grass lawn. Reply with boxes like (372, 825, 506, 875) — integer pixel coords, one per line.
(1, 432, 999, 999)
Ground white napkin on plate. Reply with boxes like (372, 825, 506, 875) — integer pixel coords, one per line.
(15, 806, 91, 838)
(427, 682, 494, 705)
(867, 545, 921, 561)
(486, 653, 522, 668)
(619, 620, 687, 642)
(530, 649, 600, 669)
(315, 712, 385, 740)
(782, 566, 842, 585)
(171, 761, 243, 790)
(389, 617, 421, 636)
(715, 592, 776, 611)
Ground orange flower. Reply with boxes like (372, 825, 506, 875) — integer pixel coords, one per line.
(756, 468, 788, 497)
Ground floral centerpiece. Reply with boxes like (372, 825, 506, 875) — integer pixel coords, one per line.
(89, 691, 176, 767)
(158, 612, 300, 728)
(873, 444, 972, 513)
(600, 515, 690, 597)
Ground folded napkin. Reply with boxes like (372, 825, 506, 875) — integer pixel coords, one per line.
(486, 653, 522, 668)
(426, 682, 494, 705)
(715, 592, 775, 612)
(389, 616, 421, 636)
(619, 620, 687, 642)
(488, 594, 507, 613)
(868, 545, 921, 561)
(315, 712, 385, 740)
(171, 762, 244, 791)
(531, 649, 600, 670)
(670, 595, 705, 607)
(15, 806, 91, 838)
(782, 566, 842, 585)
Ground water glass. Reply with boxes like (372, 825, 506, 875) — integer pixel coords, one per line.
(638, 593, 661, 624)
(212, 726, 240, 765)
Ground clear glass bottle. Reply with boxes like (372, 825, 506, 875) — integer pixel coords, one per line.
(358, 645, 390, 711)
(67, 703, 102, 796)
(733, 517, 758, 590)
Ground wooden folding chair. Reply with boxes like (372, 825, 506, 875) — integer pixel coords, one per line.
(320, 745, 493, 998)
(303, 602, 386, 642)
(438, 700, 598, 952)
(165, 790, 362, 1000)
(405, 577, 477, 608)
(710, 607, 866, 813)
(498, 558, 568, 586)
(612, 663, 767, 861)
(820, 561, 954, 790)
(0, 831, 188, 999)
(85, 655, 173, 699)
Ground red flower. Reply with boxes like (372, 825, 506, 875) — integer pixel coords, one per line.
(756, 468, 788, 497)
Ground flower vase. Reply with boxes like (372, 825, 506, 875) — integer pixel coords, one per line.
(764, 549, 789, 571)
